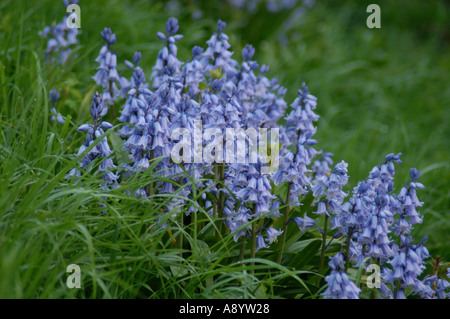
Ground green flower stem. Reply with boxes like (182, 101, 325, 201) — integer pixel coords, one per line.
(176, 213, 184, 248)
(239, 236, 246, 261)
(213, 165, 219, 219)
(250, 221, 257, 274)
(214, 163, 226, 241)
(345, 228, 353, 272)
(218, 162, 225, 235)
(176, 176, 184, 254)
(191, 181, 198, 258)
(108, 79, 116, 120)
(147, 149, 155, 210)
(250, 203, 257, 274)
(318, 213, 329, 285)
(276, 182, 292, 265)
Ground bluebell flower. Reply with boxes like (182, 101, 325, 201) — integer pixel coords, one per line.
(66, 92, 119, 186)
(151, 18, 184, 90)
(241, 67, 288, 132)
(137, 67, 183, 195)
(294, 213, 316, 232)
(429, 277, 450, 299)
(63, 0, 79, 7)
(225, 43, 287, 134)
(357, 197, 395, 261)
(311, 152, 334, 179)
(93, 28, 121, 107)
(348, 153, 403, 265)
(39, 2, 80, 64)
(120, 51, 149, 97)
(226, 204, 252, 242)
(199, 79, 221, 128)
(242, 44, 255, 61)
(225, 161, 278, 246)
(202, 20, 239, 80)
(169, 93, 205, 197)
(260, 79, 288, 129)
(256, 235, 269, 252)
(266, 227, 283, 244)
(332, 178, 374, 266)
(208, 82, 242, 130)
(323, 253, 360, 299)
(328, 252, 346, 271)
(50, 107, 66, 124)
(118, 65, 152, 138)
(225, 163, 282, 250)
(233, 45, 265, 128)
(309, 160, 349, 234)
(414, 275, 449, 299)
(50, 89, 60, 104)
(233, 164, 276, 217)
(49, 89, 66, 124)
(180, 46, 206, 98)
(392, 168, 424, 236)
(382, 236, 431, 299)
(272, 83, 320, 205)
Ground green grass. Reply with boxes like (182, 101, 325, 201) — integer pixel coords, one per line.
(0, 0, 448, 298)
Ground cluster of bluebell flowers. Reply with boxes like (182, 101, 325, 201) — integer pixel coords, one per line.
(59, 15, 448, 299)
(49, 89, 66, 124)
(40, 0, 80, 64)
(66, 92, 118, 187)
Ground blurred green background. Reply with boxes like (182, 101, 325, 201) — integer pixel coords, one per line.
(1, 0, 448, 260)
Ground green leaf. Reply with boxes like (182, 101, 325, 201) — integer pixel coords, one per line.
(198, 82, 208, 90)
(170, 265, 190, 277)
(287, 239, 322, 269)
(300, 192, 315, 213)
(109, 133, 129, 164)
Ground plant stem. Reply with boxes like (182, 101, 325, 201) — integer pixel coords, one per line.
(192, 210, 197, 258)
(217, 162, 225, 235)
(393, 280, 401, 299)
(370, 284, 377, 299)
(176, 213, 184, 250)
(250, 220, 257, 274)
(276, 182, 292, 265)
(345, 228, 353, 272)
(318, 213, 329, 285)
(147, 149, 155, 211)
(148, 182, 153, 199)
(239, 236, 246, 261)
(213, 165, 219, 219)
(176, 176, 184, 255)
(108, 79, 116, 120)
(214, 163, 226, 241)
(192, 179, 198, 257)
